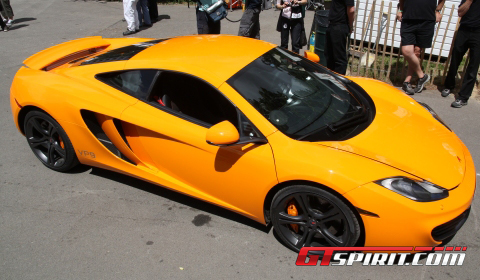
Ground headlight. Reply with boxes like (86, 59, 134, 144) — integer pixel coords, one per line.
(418, 102, 451, 131)
(375, 177, 449, 202)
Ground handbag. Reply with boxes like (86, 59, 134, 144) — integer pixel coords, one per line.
(300, 6, 307, 46)
(301, 28, 307, 47)
(276, 11, 285, 32)
(204, 0, 228, 23)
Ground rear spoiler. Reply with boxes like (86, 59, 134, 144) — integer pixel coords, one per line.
(23, 36, 111, 70)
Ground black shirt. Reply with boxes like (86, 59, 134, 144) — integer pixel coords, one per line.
(403, 0, 437, 21)
(460, 0, 480, 27)
(246, 0, 262, 9)
(329, 0, 355, 25)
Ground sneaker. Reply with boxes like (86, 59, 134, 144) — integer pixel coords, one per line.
(402, 82, 415, 95)
(441, 88, 451, 97)
(451, 99, 468, 108)
(123, 30, 136, 36)
(415, 74, 430, 93)
(3, 25, 8, 32)
(6, 19, 12, 27)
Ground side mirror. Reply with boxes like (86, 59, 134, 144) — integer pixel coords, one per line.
(206, 121, 240, 146)
(304, 51, 320, 63)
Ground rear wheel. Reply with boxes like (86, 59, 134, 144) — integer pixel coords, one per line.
(24, 110, 79, 172)
(270, 185, 361, 252)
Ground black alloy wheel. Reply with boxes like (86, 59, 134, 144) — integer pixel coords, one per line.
(24, 110, 79, 172)
(271, 185, 361, 252)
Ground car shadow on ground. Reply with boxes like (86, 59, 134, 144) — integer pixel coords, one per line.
(65, 164, 92, 174)
(89, 166, 272, 233)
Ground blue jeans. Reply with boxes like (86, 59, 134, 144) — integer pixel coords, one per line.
(136, 0, 151, 26)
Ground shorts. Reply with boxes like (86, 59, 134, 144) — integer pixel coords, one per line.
(400, 20, 435, 48)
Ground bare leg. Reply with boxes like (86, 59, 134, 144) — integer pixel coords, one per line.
(402, 45, 424, 83)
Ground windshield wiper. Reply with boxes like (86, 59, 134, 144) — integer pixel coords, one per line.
(327, 108, 369, 132)
(297, 108, 369, 141)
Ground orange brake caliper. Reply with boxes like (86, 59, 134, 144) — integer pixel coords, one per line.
(287, 203, 299, 233)
(58, 136, 65, 149)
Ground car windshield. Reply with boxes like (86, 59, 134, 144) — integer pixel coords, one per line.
(227, 48, 368, 141)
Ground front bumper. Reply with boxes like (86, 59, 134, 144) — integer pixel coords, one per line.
(344, 142, 476, 247)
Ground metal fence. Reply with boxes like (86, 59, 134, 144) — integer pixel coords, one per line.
(347, 0, 472, 87)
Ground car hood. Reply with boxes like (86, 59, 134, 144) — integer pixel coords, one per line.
(318, 78, 465, 189)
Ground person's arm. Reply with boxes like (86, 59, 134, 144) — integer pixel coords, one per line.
(458, 0, 473, 17)
(292, 0, 308, 5)
(436, 0, 445, 22)
(397, 0, 405, 22)
(347, 6, 355, 33)
(277, 0, 288, 9)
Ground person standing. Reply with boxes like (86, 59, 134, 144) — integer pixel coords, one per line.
(276, 0, 308, 54)
(0, 14, 6, 32)
(123, 0, 140, 36)
(137, 0, 152, 27)
(238, 0, 262, 39)
(148, 0, 158, 23)
(0, 0, 14, 29)
(325, 0, 355, 75)
(397, 0, 445, 94)
(441, 0, 480, 108)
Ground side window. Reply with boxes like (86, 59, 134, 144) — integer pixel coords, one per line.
(96, 70, 158, 100)
(148, 71, 238, 127)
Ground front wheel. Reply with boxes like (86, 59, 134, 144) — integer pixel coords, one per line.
(24, 110, 79, 172)
(270, 185, 361, 252)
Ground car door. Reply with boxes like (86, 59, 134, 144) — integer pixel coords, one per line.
(119, 70, 278, 221)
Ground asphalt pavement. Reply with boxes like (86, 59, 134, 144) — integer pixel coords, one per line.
(1, 1, 479, 279)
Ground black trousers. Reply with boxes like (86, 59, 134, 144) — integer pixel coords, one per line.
(196, 9, 221, 35)
(0, 0, 13, 19)
(0, 17, 5, 30)
(238, 8, 261, 39)
(444, 26, 480, 101)
(325, 23, 350, 75)
(280, 18, 303, 54)
(147, 0, 158, 22)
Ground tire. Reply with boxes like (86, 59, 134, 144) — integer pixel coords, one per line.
(270, 185, 361, 252)
(24, 110, 79, 172)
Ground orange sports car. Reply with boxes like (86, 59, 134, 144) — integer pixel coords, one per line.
(10, 35, 476, 252)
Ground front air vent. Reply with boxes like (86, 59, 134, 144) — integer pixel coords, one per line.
(431, 208, 470, 241)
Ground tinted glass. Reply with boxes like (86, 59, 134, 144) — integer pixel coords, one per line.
(97, 70, 158, 99)
(148, 71, 238, 127)
(227, 48, 367, 141)
(81, 39, 167, 66)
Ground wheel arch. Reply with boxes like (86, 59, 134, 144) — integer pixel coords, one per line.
(263, 180, 366, 246)
(17, 105, 54, 135)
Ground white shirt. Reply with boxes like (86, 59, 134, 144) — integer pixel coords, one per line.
(277, 0, 303, 19)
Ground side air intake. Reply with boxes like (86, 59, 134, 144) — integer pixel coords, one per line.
(80, 110, 135, 165)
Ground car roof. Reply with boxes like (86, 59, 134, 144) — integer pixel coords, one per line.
(125, 35, 276, 86)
